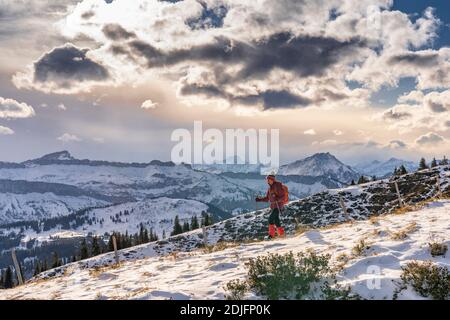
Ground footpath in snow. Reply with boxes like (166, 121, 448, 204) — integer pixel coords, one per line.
(1, 199, 449, 300)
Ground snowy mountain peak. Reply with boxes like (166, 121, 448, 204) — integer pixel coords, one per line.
(278, 152, 359, 183)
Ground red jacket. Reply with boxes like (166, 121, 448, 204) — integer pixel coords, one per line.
(256, 181, 285, 209)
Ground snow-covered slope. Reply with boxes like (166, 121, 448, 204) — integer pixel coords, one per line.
(0, 151, 255, 214)
(0, 198, 214, 241)
(0, 192, 109, 225)
(0, 179, 122, 224)
(355, 158, 418, 178)
(278, 153, 359, 183)
(2, 198, 448, 300)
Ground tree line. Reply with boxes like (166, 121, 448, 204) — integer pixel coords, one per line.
(350, 156, 448, 185)
(29, 213, 214, 280)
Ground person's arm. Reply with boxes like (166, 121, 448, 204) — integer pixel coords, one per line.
(256, 189, 270, 202)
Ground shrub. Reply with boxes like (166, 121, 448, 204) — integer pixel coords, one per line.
(429, 242, 448, 257)
(390, 222, 417, 240)
(224, 279, 248, 300)
(225, 251, 357, 300)
(395, 261, 450, 300)
(352, 238, 371, 256)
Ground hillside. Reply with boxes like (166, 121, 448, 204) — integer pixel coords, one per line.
(1, 197, 448, 300)
(0, 165, 446, 297)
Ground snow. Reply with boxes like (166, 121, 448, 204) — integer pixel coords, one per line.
(1, 197, 210, 245)
(0, 192, 109, 224)
(278, 152, 358, 183)
(1, 199, 448, 300)
(355, 158, 418, 178)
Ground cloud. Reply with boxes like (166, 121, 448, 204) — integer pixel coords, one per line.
(387, 52, 439, 67)
(10, 0, 449, 113)
(0, 97, 35, 119)
(141, 99, 158, 109)
(312, 139, 338, 146)
(57, 133, 82, 142)
(381, 107, 412, 121)
(415, 132, 445, 146)
(375, 90, 450, 133)
(303, 129, 316, 135)
(0, 125, 14, 135)
(386, 140, 407, 149)
(333, 129, 343, 136)
(398, 90, 424, 104)
(13, 43, 110, 94)
(102, 24, 136, 41)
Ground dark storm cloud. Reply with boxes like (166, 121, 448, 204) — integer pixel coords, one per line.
(235, 90, 312, 110)
(382, 109, 412, 121)
(119, 32, 363, 109)
(180, 82, 312, 109)
(102, 24, 136, 41)
(179, 83, 226, 99)
(125, 32, 364, 79)
(388, 52, 439, 67)
(34, 44, 110, 85)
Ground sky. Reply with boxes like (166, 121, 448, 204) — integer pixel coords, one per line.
(0, 0, 449, 165)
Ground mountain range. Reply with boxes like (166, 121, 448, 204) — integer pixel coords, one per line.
(354, 157, 418, 178)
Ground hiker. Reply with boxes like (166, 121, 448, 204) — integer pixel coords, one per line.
(255, 174, 287, 238)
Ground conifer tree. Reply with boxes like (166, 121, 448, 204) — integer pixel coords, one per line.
(3, 266, 13, 289)
(91, 236, 101, 256)
(191, 216, 199, 230)
(201, 213, 213, 227)
(42, 259, 48, 272)
(162, 230, 166, 239)
(182, 221, 190, 233)
(418, 158, 428, 170)
(393, 166, 398, 176)
(431, 157, 438, 168)
(398, 165, 408, 175)
(350, 180, 355, 186)
(171, 215, 183, 236)
(80, 239, 89, 260)
(51, 252, 60, 269)
(357, 176, 368, 184)
(441, 156, 448, 165)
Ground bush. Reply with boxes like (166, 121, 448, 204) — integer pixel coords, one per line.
(351, 238, 371, 256)
(224, 279, 248, 300)
(395, 261, 450, 300)
(429, 242, 448, 257)
(225, 251, 357, 300)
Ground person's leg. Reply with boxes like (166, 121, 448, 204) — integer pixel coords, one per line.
(273, 208, 285, 237)
(268, 209, 277, 238)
